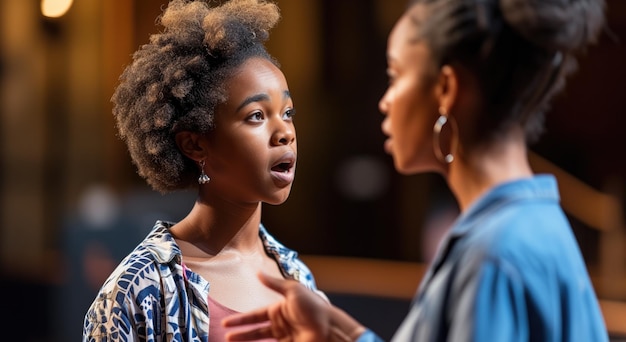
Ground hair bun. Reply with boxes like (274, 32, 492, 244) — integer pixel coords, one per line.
(203, 0, 280, 56)
(500, 0, 605, 52)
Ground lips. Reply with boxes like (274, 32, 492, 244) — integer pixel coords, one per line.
(384, 138, 393, 154)
(270, 151, 296, 186)
(381, 119, 392, 154)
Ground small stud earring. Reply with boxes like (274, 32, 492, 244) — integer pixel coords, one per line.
(198, 160, 210, 184)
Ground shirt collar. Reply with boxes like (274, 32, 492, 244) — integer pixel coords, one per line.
(142, 220, 299, 269)
(259, 223, 301, 279)
(449, 174, 560, 238)
(143, 220, 181, 264)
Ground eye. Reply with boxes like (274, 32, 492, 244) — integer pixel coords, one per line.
(247, 111, 264, 122)
(283, 108, 296, 121)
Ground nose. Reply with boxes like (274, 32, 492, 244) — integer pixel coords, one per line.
(271, 120, 296, 146)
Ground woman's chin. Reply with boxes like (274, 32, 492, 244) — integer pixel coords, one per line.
(394, 158, 436, 175)
(265, 190, 292, 206)
(394, 162, 418, 175)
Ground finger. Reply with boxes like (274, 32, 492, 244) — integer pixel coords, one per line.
(225, 325, 274, 341)
(222, 308, 270, 327)
(257, 272, 291, 295)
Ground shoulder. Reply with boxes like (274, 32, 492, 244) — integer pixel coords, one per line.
(90, 245, 164, 309)
(461, 186, 570, 259)
(448, 200, 588, 309)
(450, 181, 578, 284)
(484, 202, 571, 263)
(86, 222, 182, 318)
(83, 243, 185, 338)
(83, 245, 165, 340)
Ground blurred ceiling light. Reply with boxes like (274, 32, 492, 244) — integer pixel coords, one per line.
(41, 0, 73, 18)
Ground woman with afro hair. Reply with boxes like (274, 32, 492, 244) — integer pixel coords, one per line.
(82, 0, 323, 340)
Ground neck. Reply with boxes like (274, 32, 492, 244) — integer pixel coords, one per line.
(171, 195, 263, 257)
(446, 127, 534, 211)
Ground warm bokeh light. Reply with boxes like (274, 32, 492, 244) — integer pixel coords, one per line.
(41, 0, 73, 18)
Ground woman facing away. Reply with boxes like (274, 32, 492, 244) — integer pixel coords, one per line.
(82, 0, 324, 341)
(223, 0, 609, 341)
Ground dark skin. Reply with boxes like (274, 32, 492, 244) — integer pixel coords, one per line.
(224, 272, 365, 342)
(170, 56, 298, 313)
(222, 3, 535, 340)
(377, 3, 532, 211)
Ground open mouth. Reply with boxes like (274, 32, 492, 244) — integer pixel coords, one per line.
(271, 152, 296, 173)
(271, 162, 292, 172)
(270, 152, 296, 186)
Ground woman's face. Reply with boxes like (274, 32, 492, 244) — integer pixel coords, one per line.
(379, 4, 442, 174)
(205, 57, 297, 205)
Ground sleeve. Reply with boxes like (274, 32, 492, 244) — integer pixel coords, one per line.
(82, 291, 139, 342)
(356, 329, 385, 342)
(448, 257, 529, 342)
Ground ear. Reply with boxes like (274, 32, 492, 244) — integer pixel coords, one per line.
(435, 65, 459, 114)
(174, 131, 208, 161)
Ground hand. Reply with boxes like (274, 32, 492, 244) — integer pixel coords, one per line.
(222, 272, 366, 342)
(222, 272, 331, 341)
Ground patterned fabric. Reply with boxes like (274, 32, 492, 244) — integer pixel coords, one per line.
(83, 220, 321, 342)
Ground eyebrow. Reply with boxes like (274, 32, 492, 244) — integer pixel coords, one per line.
(236, 90, 291, 112)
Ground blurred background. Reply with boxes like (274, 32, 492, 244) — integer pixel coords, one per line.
(1, 0, 625, 341)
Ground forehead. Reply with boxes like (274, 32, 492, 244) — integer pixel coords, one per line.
(221, 57, 288, 102)
(216, 56, 290, 117)
(387, 5, 429, 67)
(387, 5, 424, 58)
(229, 57, 285, 84)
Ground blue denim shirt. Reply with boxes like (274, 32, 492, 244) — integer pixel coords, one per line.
(83, 220, 321, 342)
(359, 175, 607, 342)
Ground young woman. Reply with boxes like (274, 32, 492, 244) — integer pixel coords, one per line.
(82, 0, 323, 341)
(223, 0, 608, 341)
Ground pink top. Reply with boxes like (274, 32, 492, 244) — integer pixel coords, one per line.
(181, 263, 277, 341)
(208, 295, 277, 341)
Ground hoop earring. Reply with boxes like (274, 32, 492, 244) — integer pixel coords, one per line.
(198, 160, 210, 184)
(433, 107, 458, 164)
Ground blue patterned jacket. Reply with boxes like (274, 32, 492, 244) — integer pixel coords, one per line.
(83, 220, 321, 342)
